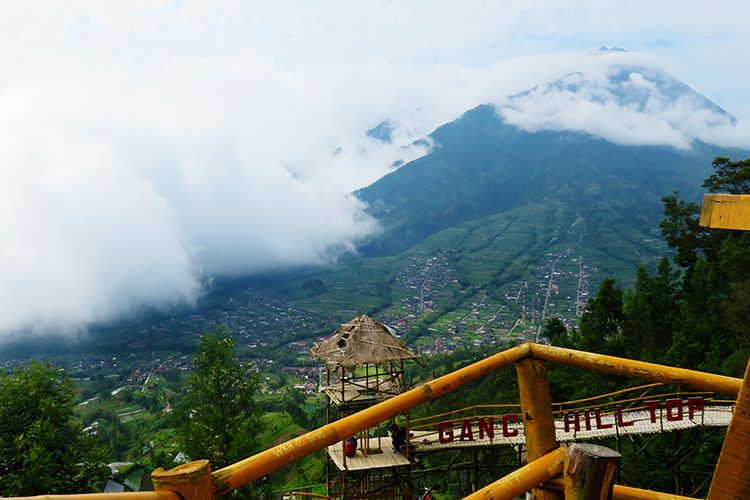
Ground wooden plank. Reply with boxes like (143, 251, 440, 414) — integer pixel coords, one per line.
(707, 358, 750, 499)
(327, 437, 410, 471)
(699, 193, 750, 230)
(322, 378, 401, 406)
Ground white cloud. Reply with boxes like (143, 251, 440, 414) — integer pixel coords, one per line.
(1, 2, 748, 338)
(0, 55, 427, 337)
(0, 50, 528, 338)
(494, 51, 750, 150)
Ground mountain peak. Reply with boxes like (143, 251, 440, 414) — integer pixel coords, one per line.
(496, 59, 738, 150)
(598, 46, 629, 53)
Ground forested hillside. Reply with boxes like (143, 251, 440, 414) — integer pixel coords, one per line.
(549, 156, 750, 378)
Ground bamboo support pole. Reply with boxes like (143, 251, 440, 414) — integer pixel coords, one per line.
(463, 447, 566, 500)
(152, 460, 215, 500)
(516, 359, 557, 461)
(529, 344, 741, 396)
(707, 358, 750, 499)
(516, 359, 561, 500)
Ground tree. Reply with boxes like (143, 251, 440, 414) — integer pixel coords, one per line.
(578, 278, 624, 355)
(659, 156, 750, 374)
(176, 325, 263, 470)
(622, 259, 679, 362)
(0, 362, 108, 496)
(703, 156, 750, 194)
(543, 317, 574, 348)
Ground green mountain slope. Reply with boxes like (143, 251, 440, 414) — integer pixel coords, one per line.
(357, 104, 734, 256)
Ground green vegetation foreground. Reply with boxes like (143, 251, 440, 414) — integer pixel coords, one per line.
(0, 363, 108, 496)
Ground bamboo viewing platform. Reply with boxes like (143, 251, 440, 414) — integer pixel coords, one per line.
(410, 404, 734, 451)
(321, 376, 403, 406)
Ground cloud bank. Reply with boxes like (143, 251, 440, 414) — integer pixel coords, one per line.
(2, 51, 546, 338)
(1, 1, 748, 339)
(0, 56, 438, 337)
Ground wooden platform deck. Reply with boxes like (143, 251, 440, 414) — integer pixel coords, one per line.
(327, 437, 411, 471)
(322, 378, 401, 406)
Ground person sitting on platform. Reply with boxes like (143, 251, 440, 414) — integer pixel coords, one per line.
(389, 422, 407, 453)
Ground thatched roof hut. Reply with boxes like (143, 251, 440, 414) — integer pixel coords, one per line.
(310, 315, 417, 369)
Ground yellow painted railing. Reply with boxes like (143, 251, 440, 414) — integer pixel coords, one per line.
(6, 343, 747, 500)
(13, 494, 180, 500)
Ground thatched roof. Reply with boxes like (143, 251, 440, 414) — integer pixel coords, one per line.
(309, 315, 417, 368)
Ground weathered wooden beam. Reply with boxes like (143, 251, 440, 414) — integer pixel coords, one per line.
(699, 193, 750, 230)
(563, 443, 620, 500)
(516, 359, 562, 500)
(707, 358, 750, 499)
